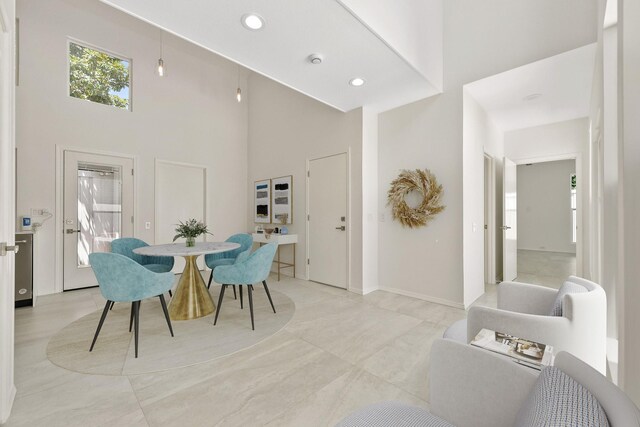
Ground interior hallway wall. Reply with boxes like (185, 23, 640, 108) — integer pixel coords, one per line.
(16, 0, 249, 295)
(517, 160, 577, 254)
(246, 73, 364, 291)
(377, 0, 597, 307)
(504, 118, 590, 275)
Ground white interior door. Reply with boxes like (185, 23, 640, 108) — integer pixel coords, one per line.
(155, 160, 206, 272)
(0, 2, 16, 422)
(308, 153, 348, 288)
(503, 157, 518, 282)
(63, 151, 134, 290)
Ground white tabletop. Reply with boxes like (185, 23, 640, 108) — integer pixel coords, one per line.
(252, 233, 298, 244)
(133, 241, 240, 257)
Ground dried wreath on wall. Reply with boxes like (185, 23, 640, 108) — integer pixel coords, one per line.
(387, 169, 445, 228)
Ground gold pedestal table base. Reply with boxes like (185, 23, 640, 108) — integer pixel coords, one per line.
(169, 255, 215, 320)
(132, 241, 241, 321)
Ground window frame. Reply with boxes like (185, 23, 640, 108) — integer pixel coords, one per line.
(67, 37, 133, 111)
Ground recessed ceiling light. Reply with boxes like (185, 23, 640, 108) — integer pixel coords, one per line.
(349, 77, 365, 87)
(523, 93, 542, 102)
(241, 14, 264, 30)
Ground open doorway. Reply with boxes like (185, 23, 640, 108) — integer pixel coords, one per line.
(515, 160, 577, 288)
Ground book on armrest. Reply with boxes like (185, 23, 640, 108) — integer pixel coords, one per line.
(470, 328, 554, 370)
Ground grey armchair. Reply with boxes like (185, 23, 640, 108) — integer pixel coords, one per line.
(444, 275, 607, 374)
(337, 339, 640, 427)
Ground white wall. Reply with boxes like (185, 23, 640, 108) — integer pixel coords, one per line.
(246, 73, 364, 291)
(16, 0, 249, 296)
(504, 118, 590, 274)
(361, 107, 379, 294)
(620, 0, 640, 405)
(517, 160, 577, 253)
(462, 92, 503, 305)
(378, 0, 597, 308)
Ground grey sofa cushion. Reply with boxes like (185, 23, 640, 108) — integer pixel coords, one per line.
(516, 366, 610, 427)
(335, 402, 454, 427)
(549, 281, 588, 316)
(442, 318, 467, 343)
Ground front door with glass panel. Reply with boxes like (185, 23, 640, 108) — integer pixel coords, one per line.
(63, 151, 133, 290)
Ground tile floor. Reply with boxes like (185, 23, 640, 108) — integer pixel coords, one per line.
(515, 249, 576, 289)
(8, 275, 494, 427)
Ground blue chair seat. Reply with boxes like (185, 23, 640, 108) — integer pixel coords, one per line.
(144, 264, 173, 273)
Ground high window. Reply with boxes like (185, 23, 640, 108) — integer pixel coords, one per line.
(69, 41, 131, 110)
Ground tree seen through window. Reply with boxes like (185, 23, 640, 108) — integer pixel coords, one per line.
(69, 42, 130, 110)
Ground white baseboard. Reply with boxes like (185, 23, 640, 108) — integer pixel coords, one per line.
(378, 286, 465, 310)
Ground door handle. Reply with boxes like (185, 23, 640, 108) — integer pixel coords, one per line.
(335, 226, 346, 231)
(500, 226, 511, 230)
(66, 228, 81, 234)
(0, 242, 19, 256)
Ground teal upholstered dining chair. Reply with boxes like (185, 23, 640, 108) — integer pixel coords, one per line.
(213, 242, 278, 330)
(205, 233, 254, 299)
(111, 237, 175, 302)
(111, 237, 175, 273)
(89, 252, 175, 358)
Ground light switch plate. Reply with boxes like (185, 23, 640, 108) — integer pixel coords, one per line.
(145, 222, 151, 230)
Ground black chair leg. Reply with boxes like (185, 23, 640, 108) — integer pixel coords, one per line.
(159, 294, 174, 337)
(90, 300, 111, 351)
(262, 280, 276, 314)
(168, 289, 173, 298)
(233, 285, 237, 300)
(207, 270, 214, 290)
(239, 285, 244, 309)
(109, 301, 115, 310)
(247, 284, 255, 331)
(129, 303, 134, 332)
(214, 285, 226, 326)
(134, 300, 140, 358)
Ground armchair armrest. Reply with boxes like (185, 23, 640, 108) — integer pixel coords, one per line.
(497, 281, 557, 314)
(430, 339, 538, 427)
(467, 306, 570, 345)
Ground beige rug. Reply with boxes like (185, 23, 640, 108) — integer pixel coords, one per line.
(47, 289, 295, 375)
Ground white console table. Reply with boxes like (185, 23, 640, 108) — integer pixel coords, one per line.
(252, 233, 298, 281)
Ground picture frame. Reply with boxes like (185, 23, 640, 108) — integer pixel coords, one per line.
(254, 179, 271, 223)
(271, 175, 292, 224)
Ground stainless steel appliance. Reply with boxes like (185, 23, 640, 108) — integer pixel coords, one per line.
(15, 232, 33, 307)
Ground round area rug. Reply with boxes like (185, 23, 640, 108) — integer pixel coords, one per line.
(47, 289, 295, 376)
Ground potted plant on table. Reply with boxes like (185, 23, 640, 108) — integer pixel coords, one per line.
(173, 219, 212, 247)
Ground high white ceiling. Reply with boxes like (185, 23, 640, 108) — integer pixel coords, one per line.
(465, 44, 597, 132)
(100, 0, 441, 112)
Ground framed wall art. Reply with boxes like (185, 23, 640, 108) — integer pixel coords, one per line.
(271, 175, 292, 224)
(254, 179, 271, 223)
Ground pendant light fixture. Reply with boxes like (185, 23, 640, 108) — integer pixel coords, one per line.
(236, 65, 242, 103)
(157, 30, 165, 77)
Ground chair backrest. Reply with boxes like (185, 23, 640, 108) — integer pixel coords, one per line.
(111, 237, 148, 265)
(555, 351, 640, 426)
(226, 233, 253, 258)
(213, 243, 277, 285)
(89, 252, 174, 302)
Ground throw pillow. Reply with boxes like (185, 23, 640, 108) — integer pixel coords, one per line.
(549, 281, 587, 316)
(516, 366, 610, 427)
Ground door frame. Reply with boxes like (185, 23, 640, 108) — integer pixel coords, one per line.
(54, 145, 138, 293)
(484, 153, 496, 284)
(510, 152, 582, 277)
(0, 0, 16, 422)
(305, 150, 351, 290)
